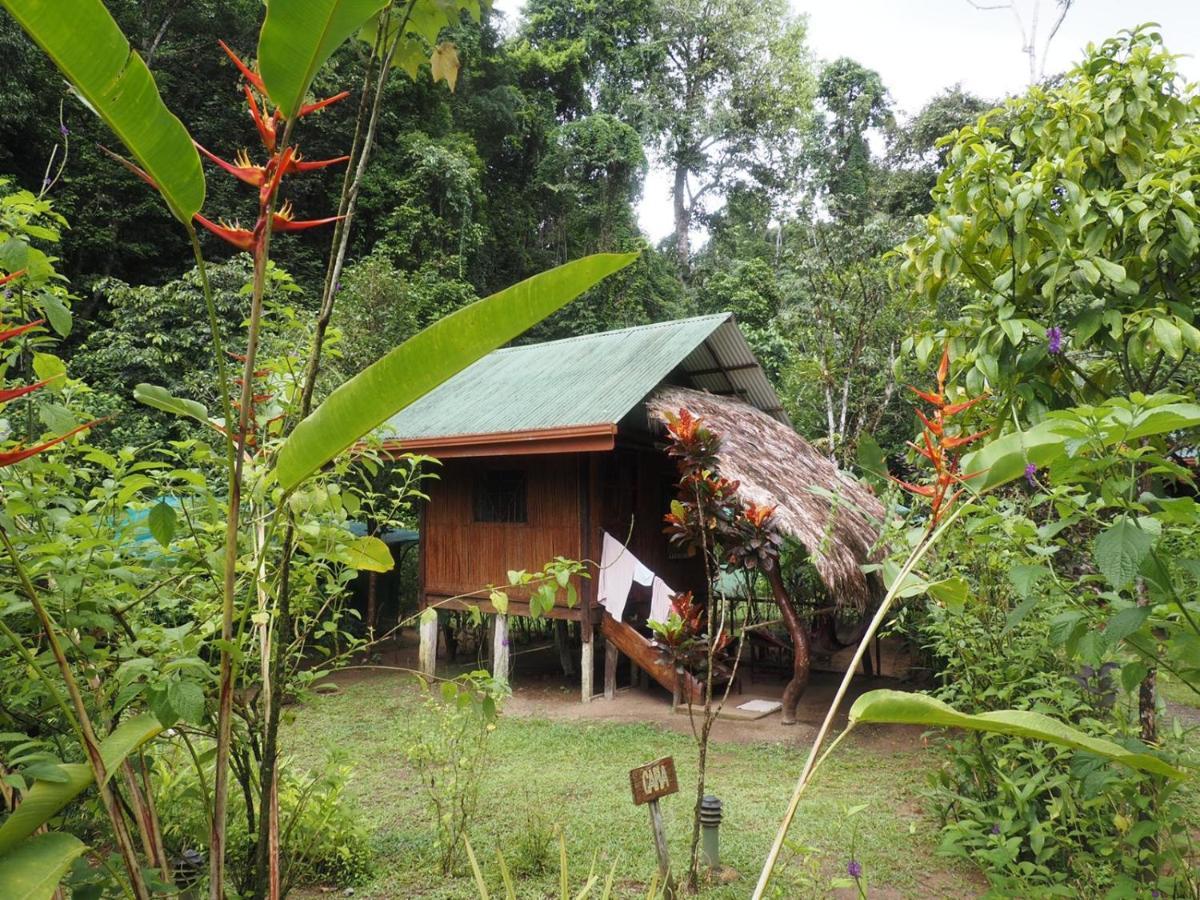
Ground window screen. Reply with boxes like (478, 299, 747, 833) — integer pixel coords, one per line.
(473, 469, 527, 523)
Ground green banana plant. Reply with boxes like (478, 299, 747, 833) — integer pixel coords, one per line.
(0, 0, 204, 222)
(258, 0, 392, 118)
(275, 251, 640, 490)
(0, 714, 164, 900)
(848, 690, 1190, 780)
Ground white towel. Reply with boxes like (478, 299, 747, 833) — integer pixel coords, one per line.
(633, 560, 654, 586)
(598, 532, 638, 621)
(649, 576, 675, 625)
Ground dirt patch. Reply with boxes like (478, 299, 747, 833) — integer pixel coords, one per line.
(329, 632, 927, 752)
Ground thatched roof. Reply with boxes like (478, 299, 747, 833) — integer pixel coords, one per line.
(646, 385, 885, 610)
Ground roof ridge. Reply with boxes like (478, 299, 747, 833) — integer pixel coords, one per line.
(493, 311, 731, 354)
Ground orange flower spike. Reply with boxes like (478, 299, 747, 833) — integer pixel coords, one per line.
(942, 396, 986, 417)
(259, 146, 293, 206)
(196, 143, 266, 187)
(0, 270, 25, 289)
(194, 213, 257, 253)
(0, 419, 103, 468)
(890, 476, 937, 498)
(0, 380, 53, 403)
(0, 320, 44, 343)
(941, 429, 991, 451)
(284, 152, 351, 176)
(936, 344, 951, 394)
(906, 384, 943, 407)
(244, 86, 277, 154)
(271, 200, 343, 234)
(915, 408, 943, 437)
(298, 91, 350, 117)
(219, 40, 266, 94)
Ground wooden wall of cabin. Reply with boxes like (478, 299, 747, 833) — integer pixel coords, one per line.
(422, 453, 583, 611)
(594, 443, 708, 610)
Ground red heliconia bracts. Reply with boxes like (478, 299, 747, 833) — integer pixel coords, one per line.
(0, 272, 101, 466)
(893, 345, 988, 526)
(191, 42, 349, 259)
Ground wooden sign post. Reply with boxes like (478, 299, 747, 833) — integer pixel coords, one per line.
(629, 756, 678, 897)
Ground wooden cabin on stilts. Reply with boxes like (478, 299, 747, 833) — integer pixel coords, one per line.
(383, 313, 884, 703)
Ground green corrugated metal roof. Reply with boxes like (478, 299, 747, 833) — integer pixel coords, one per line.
(382, 313, 732, 441)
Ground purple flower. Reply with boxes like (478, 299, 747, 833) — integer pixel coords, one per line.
(59, 123, 70, 137)
(1024, 463, 1038, 487)
(991, 823, 1002, 835)
(1047, 326, 1063, 355)
(847, 860, 862, 879)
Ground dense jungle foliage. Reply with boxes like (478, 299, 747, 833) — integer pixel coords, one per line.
(1, 0, 1198, 897)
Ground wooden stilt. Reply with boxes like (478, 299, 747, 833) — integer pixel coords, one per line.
(418, 610, 438, 679)
(493, 613, 510, 682)
(555, 619, 576, 677)
(604, 636, 619, 700)
(580, 635, 594, 703)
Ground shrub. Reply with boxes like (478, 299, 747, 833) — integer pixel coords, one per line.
(152, 742, 373, 893)
(405, 670, 508, 875)
(914, 498, 1196, 896)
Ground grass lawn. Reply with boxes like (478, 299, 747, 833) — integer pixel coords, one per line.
(284, 672, 983, 898)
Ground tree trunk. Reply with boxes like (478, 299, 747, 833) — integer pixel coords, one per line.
(673, 163, 691, 279)
(765, 566, 810, 725)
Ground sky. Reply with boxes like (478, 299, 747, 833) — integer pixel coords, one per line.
(489, 0, 1200, 240)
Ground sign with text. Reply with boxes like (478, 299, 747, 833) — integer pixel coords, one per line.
(629, 756, 679, 806)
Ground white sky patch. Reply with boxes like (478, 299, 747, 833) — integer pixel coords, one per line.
(491, 0, 1200, 242)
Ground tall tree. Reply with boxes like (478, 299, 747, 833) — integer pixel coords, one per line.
(645, 0, 812, 276)
(808, 57, 892, 223)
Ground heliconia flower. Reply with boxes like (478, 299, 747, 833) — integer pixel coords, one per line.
(0, 380, 54, 403)
(271, 200, 343, 234)
(894, 343, 990, 526)
(259, 147, 293, 205)
(0, 420, 101, 468)
(0, 318, 42, 343)
(0, 270, 26, 290)
(298, 91, 350, 117)
(283, 151, 351, 176)
(243, 86, 279, 154)
(194, 214, 257, 253)
(196, 143, 266, 187)
(219, 40, 265, 94)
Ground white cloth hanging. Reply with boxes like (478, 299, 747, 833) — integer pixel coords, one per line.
(597, 532, 638, 622)
(649, 576, 675, 625)
(633, 560, 654, 586)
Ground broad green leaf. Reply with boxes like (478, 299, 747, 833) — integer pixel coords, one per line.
(1105, 606, 1150, 645)
(1094, 519, 1152, 590)
(0, 0, 203, 221)
(31, 353, 65, 392)
(926, 576, 969, 609)
(0, 832, 87, 900)
(276, 252, 639, 490)
(259, 0, 390, 118)
(0, 713, 162, 854)
(148, 501, 177, 548)
(959, 419, 1066, 491)
(345, 535, 394, 572)
(849, 690, 1188, 780)
(489, 589, 508, 615)
(134, 384, 209, 424)
(1151, 316, 1183, 360)
(167, 680, 206, 725)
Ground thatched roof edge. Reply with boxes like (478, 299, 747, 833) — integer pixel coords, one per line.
(645, 386, 885, 609)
